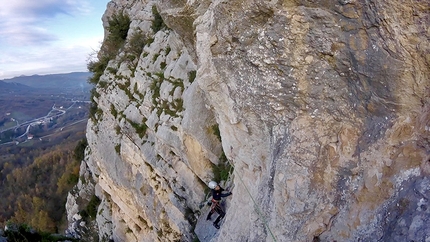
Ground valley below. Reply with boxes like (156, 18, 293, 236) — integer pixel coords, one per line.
(0, 72, 92, 233)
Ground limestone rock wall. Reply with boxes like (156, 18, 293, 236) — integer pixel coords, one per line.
(67, 0, 430, 241)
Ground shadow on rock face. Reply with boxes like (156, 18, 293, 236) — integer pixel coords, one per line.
(381, 176, 430, 242)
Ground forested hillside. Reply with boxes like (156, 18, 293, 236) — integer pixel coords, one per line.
(0, 138, 86, 233)
(0, 71, 91, 235)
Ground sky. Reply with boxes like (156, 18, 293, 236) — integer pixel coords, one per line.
(0, 0, 110, 79)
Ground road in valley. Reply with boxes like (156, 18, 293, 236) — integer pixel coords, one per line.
(0, 101, 89, 146)
(15, 104, 66, 139)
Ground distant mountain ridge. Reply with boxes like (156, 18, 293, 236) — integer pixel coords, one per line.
(0, 80, 34, 93)
(1, 72, 92, 90)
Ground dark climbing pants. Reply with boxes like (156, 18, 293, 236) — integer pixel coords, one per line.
(207, 200, 225, 225)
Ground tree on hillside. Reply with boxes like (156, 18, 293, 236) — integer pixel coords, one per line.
(0, 142, 83, 233)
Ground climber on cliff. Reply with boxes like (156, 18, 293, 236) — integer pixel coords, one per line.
(206, 181, 232, 229)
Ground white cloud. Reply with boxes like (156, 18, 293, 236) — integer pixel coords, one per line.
(0, 43, 92, 79)
(0, 0, 92, 45)
(0, 0, 90, 18)
(0, 0, 107, 79)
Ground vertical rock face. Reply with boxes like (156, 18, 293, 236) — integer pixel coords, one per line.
(67, 0, 429, 241)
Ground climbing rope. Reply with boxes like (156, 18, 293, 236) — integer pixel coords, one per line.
(225, 158, 278, 242)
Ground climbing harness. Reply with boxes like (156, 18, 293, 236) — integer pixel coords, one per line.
(210, 199, 224, 213)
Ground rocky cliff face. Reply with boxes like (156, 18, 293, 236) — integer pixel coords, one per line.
(66, 0, 430, 241)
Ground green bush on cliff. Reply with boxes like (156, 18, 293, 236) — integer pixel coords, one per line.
(107, 13, 131, 44)
(87, 12, 130, 84)
(87, 12, 131, 123)
(212, 160, 232, 182)
(125, 30, 155, 74)
(211, 124, 222, 142)
(73, 138, 88, 162)
(127, 118, 148, 138)
(87, 195, 101, 219)
(79, 194, 101, 221)
(151, 5, 167, 33)
(189, 70, 196, 83)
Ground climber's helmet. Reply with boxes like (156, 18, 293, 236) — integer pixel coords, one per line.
(208, 181, 218, 189)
